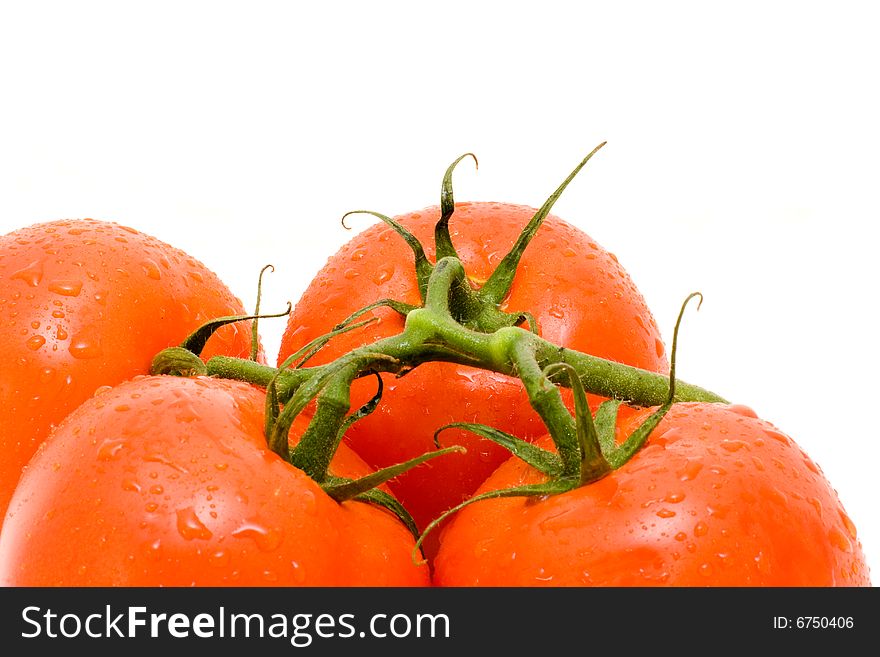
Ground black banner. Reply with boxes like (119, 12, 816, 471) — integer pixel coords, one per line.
(0, 586, 875, 654)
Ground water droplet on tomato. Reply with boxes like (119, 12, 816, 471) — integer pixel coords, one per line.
(122, 478, 142, 493)
(232, 521, 283, 551)
(839, 509, 858, 540)
(548, 306, 565, 319)
(764, 429, 790, 446)
(176, 507, 213, 540)
(141, 539, 162, 561)
(290, 560, 306, 584)
(141, 259, 162, 280)
(802, 454, 820, 474)
(343, 268, 359, 280)
(828, 527, 852, 553)
(720, 440, 747, 452)
(656, 508, 676, 518)
(728, 404, 758, 418)
(208, 550, 230, 568)
(69, 331, 103, 359)
(654, 337, 665, 359)
(26, 335, 46, 351)
(97, 438, 127, 461)
(48, 280, 83, 297)
(297, 488, 317, 515)
(11, 260, 44, 287)
(693, 521, 709, 537)
(372, 264, 395, 285)
(676, 460, 703, 481)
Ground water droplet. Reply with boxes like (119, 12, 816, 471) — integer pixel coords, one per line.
(141, 539, 162, 561)
(676, 460, 703, 481)
(838, 510, 858, 540)
(69, 330, 103, 359)
(140, 259, 162, 280)
(209, 550, 230, 568)
(802, 454, 820, 474)
(764, 429, 790, 446)
(122, 478, 142, 492)
(828, 527, 852, 553)
(93, 385, 113, 397)
(548, 306, 565, 319)
(343, 268, 359, 280)
(150, 485, 164, 495)
(654, 338, 665, 359)
(48, 280, 83, 297)
(656, 508, 676, 518)
(372, 264, 395, 285)
(176, 507, 213, 540)
(26, 335, 46, 351)
(728, 404, 758, 418)
(290, 560, 306, 584)
(674, 531, 687, 542)
(720, 440, 747, 452)
(232, 521, 283, 551)
(97, 438, 126, 461)
(664, 492, 686, 504)
(11, 260, 43, 287)
(693, 521, 709, 537)
(751, 456, 765, 471)
(767, 487, 787, 506)
(300, 489, 317, 515)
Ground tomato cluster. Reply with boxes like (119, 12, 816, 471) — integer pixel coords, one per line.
(0, 152, 871, 587)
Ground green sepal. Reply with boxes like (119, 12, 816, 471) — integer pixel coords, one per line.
(594, 399, 622, 455)
(435, 153, 478, 261)
(434, 422, 562, 477)
(321, 475, 419, 538)
(479, 142, 606, 304)
(179, 303, 291, 357)
(342, 210, 434, 301)
(322, 445, 466, 505)
(413, 477, 578, 564)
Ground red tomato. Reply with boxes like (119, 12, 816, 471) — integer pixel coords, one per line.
(432, 402, 871, 586)
(0, 218, 258, 520)
(0, 375, 429, 586)
(278, 203, 668, 554)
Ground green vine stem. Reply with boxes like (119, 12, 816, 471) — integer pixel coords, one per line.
(204, 264, 725, 409)
(151, 144, 729, 538)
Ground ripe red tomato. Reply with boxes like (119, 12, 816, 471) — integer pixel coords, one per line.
(0, 218, 259, 520)
(432, 402, 871, 586)
(0, 375, 429, 586)
(278, 202, 668, 552)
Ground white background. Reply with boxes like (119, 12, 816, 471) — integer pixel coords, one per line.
(2, 1, 878, 581)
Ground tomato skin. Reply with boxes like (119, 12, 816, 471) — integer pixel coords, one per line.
(278, 202, 668, 548)
(0, 219, 258, 520)
(0, 375, 429, 586)
(432, 403, 871, 587)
